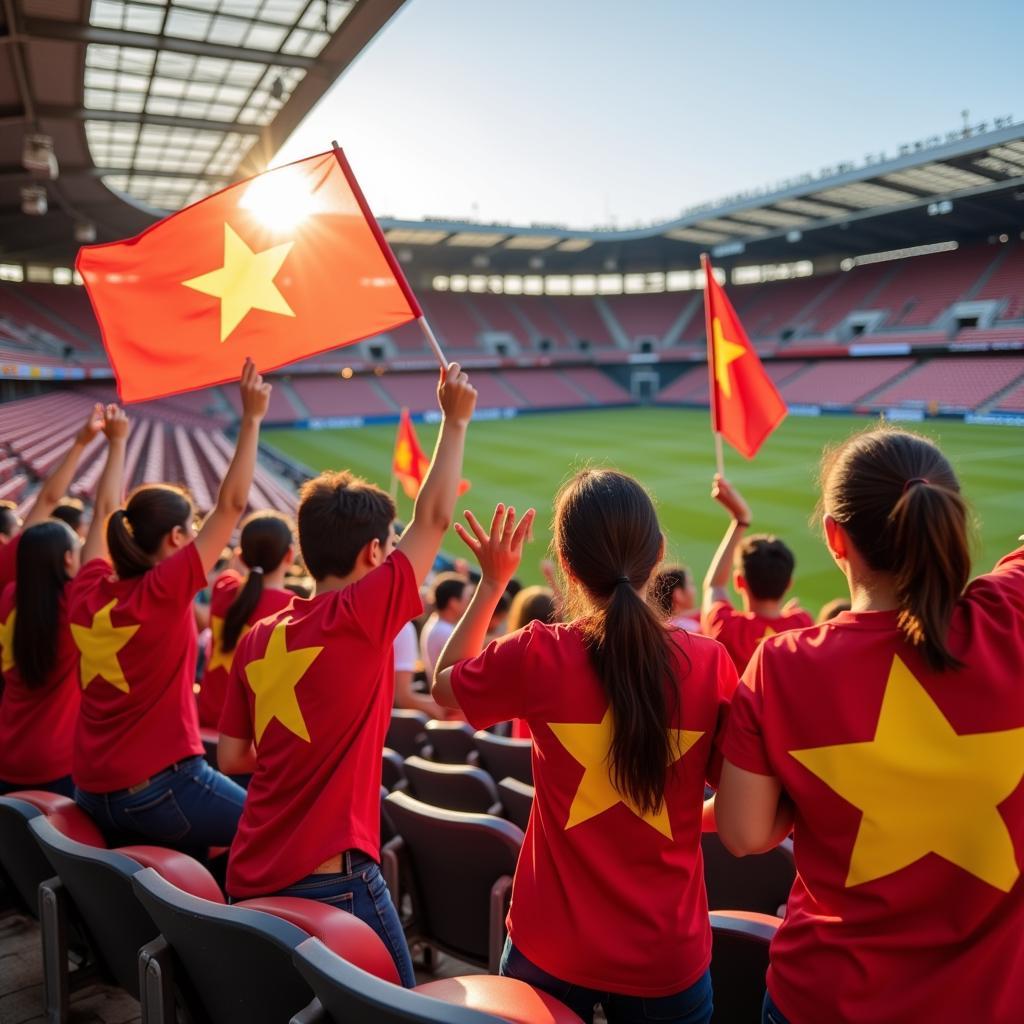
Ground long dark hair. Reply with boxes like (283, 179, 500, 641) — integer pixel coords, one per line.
(107, 484, 193, 579)
(819, 426, 970, 671)
(13, 521, 77, 688)
(221, 511, 294, 653)
(554, 469, 682, 815)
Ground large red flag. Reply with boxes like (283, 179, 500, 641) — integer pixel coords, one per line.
(77, 150, 421, 403)
(392, 408, 469, 500)
(702, 254, 787, 458)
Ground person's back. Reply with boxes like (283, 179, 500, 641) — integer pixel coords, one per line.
(434, 473, 738, 1024)
(717, 426, 1024, 1024)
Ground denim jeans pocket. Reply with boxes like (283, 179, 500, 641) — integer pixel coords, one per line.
(122, 788, 191, 843)
(319, 890, 355, 914)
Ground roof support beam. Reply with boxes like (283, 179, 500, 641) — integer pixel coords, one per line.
(36, 104, 263, 136)
(0, 165, 233, 183)
(20, 17, 320, 69)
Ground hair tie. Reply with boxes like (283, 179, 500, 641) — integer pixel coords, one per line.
(251, 566, 264, 575)
(902, 477, 929, 493)
(614, 576, 630, 586)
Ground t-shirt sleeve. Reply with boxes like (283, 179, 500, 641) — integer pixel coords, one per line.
(0, 534, 20, 589)
(348, 551, 424, 649)
(218, 634, 255, 740)
(989, 546, 1024, 607)
(450, 625, 533, 730)
(393, 621, 418, 673)
(210, 570, 242, 614)
(701, 599, 734, 639)
(706, 641, 741, 789)
(719, 644, 774, 777)
(145, 543, 207, 607)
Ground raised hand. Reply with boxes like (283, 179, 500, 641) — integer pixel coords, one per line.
(437, 361, 477, 427)
(102, 404, 130, 442)
(454, 503, 536, 588)
(711, 473, 752, 525)
(76, 403, 105, 445)
(239, 357, 271, 421)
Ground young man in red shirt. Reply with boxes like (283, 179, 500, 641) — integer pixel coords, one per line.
(700, 475, 813, 672)
(218, 364, 477, 986)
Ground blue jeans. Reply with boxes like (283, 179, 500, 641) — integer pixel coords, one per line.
(270, 850, 416, 989)
(75, 755, 245, 853)
(0, 775, 75, 799)
(501, 940, 713, 1024)
(763, 992, 790, 1024)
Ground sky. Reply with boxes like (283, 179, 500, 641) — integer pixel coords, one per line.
(276, 0, 1021, 229)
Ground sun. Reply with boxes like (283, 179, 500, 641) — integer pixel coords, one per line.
(239, 164, 319, 231)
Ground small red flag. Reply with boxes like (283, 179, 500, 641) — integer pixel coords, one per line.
(77, 150, 421, 403)
(702, 254, 787, 458)
(392, 408, 469, 500)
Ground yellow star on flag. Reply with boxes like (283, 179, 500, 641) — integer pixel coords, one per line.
(245, 618, 322, 743)
(712, 317, 746, 400)
(394, 438, 413, 473)
(791, 655, 1024, 892)
(0, 606, 15, 673)
(71, 599, 140, 693)
(206, 615, 248, 675)
(550, 707, 703, 839)
(182, 223, 295, 343)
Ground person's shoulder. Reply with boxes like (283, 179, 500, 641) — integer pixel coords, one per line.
(669, 627, 729, 664)
(69, 557, 114, 597)
(213, 570, 243, 598)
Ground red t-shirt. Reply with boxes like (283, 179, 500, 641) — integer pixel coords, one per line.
(452, 621, 738, 997)
(722, 548, 1024, 1024)
(0, 534, 20, 590)
(0, 582, 81, 783)
(702, 600, 813, 672)
(221, 551, 422, 898)
(197, 571, 293, 729)
(67, 545, 207, 792)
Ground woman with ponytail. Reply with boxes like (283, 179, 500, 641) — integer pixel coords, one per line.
(433, 471, 739, 1024)
(0, 520, 84, 796)
(196, 511, 295, 728)
(68, 360, 271, 851)
(716, 425, 1024, 1024)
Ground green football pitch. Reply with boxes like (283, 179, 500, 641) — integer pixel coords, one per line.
(265, 408, 1023, 615)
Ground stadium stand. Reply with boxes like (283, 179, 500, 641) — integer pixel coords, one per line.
(972, 242, 1024, 320)
(866, 357, 1024, 410)
(776, 358, 916, 406)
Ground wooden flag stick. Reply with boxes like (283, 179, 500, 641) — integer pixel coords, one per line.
(701, 252, 725, 477)
(330, 140, 449, 370)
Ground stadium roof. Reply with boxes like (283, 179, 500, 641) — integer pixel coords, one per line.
(0, 0, 405, 262)
(380, 122, 1024, 278)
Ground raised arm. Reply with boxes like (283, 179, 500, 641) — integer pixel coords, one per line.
(396, 363, 477, 583)
(80, 406, 129, 565)
(193, 358, 270, 574)
(702, 474, 752, 614)
(433, 504, 534, 708)
(23, 403, 104, 530)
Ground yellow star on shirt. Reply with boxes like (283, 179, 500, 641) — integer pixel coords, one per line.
(791, 655, 1024, 892)
(713, 317, 746, 400)
(550, 707, 703, 840)
(182, 223, 295, 343)
(0, 606, 15, 673)
(70, 599, 140, 693)
(206, 615, 248, 675)
(245, 618, 322, 744)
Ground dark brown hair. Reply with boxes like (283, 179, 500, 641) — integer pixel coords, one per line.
(221, 511, 294, 653)
(736, 535, 795, 600)
(13, 521, 76, 688)
(52, 498, 86, 534)
(297, 471, 395, 581)
(432, 572, 469, 612)
(820, 426, 970, 671)
(107, 485, 193, 579)
(508, 585, 557, 631)
(0, 500, 19, 538)
(652, 565, 690, 616)
(555, 469, 684, 816)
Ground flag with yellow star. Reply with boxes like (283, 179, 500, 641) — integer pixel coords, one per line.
(392, 407, 469, 500)
(76, 150, 421, 403)
(701, 254, 787, 458)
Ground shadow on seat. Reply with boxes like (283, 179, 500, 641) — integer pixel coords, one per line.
(708, 910, 780, 1024)
(291, 936, 583, 1024)
(386, 711, 430, 759)
(131, 867, 402, 1024)
(496, 778, 534, 832)
(403, 757, 501, 815)
(702, 834, 794, 915)
(423, 720, 477, 764)
(383, 791, 522, 972)
(472, 731, 532, 785)
(382, 748, 408, 793)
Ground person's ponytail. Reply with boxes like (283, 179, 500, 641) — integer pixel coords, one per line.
(107, 485, 193, 579)
(889, 481, 969, 671)
(221, 569, 265, 653)
(107, 509, 152, 579)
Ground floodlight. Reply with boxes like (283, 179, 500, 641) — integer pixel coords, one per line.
(23, 134, 58, 180)
(21, 185, 47, 216)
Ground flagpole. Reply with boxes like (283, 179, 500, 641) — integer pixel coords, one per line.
(701, 252, 725, 477)
(389, 473, 398, 501)
(330, 140, 450, 371)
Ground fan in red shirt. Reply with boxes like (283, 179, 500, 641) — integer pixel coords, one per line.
(217, 362, 477, 988)
(0, 520, 87, 797)
(716, 426, 1024, 1024)
(433, 472, 739, 1024)
(69, 360, 271, 852)
(700, 476, 812, 672)
(196, 511, 295, 729)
